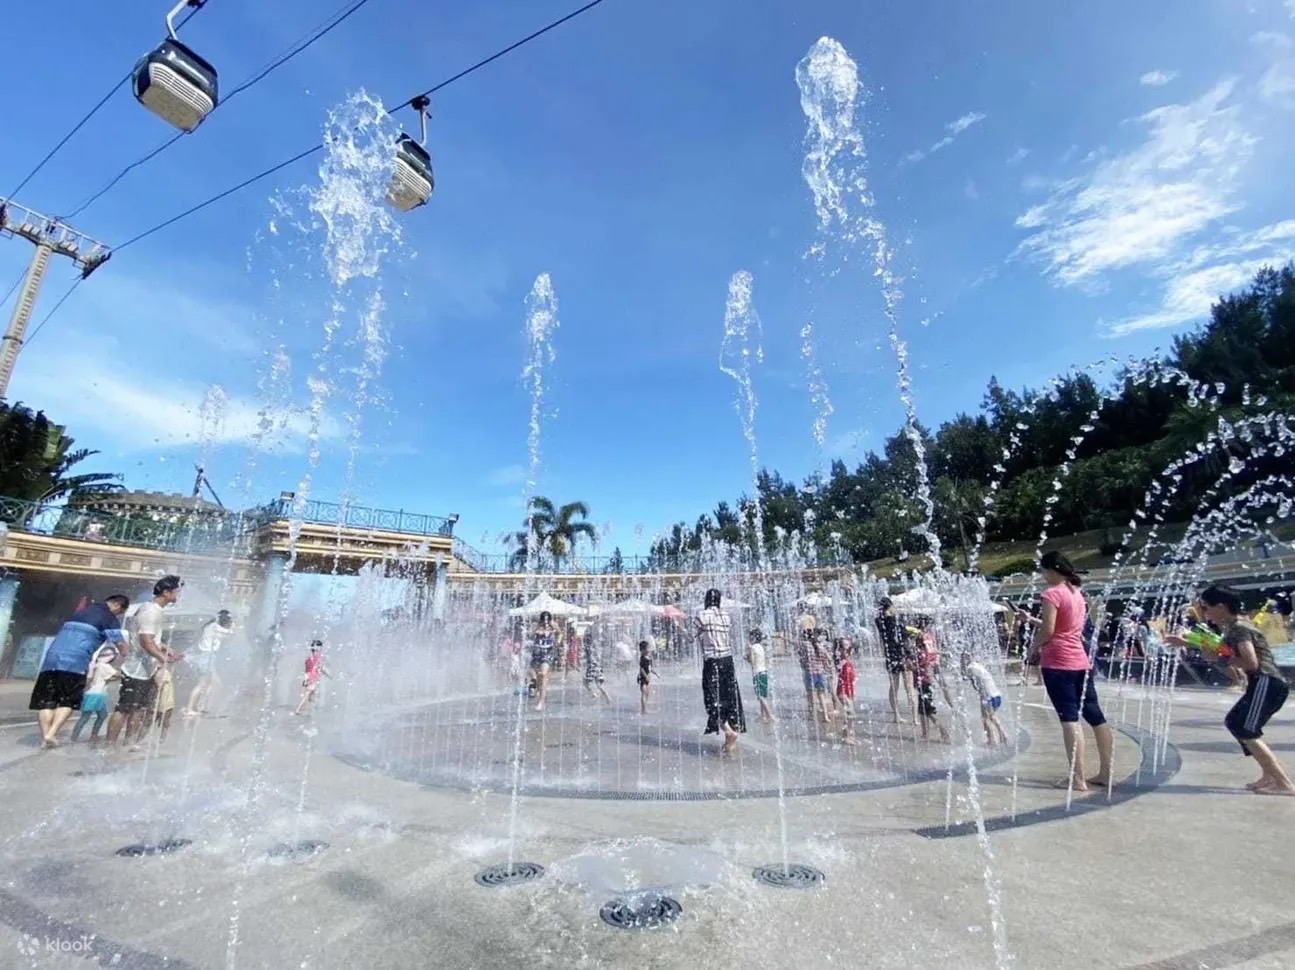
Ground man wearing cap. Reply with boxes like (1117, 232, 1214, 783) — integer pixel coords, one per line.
(108, 575, 184, 748)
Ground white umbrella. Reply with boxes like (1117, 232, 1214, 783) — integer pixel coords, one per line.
(798, 591, 837, 607)
(889, 588, 941, 612)
(598, 599, 661, 616)
(508, 592, 587, 618)
(891, 588, 1006, 614)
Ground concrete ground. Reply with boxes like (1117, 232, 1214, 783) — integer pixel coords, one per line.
(0, 676, 1293, 970)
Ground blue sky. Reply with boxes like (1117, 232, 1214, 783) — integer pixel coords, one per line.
(3, 0, 1295, 559)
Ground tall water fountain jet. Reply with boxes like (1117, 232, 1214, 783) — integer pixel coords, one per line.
(719, 271, 795, 872)
(497, 273, 560, 882)
(795, 37, 941, 566)
(224, 91, 403, 970)
(795, 37, 1012, 966)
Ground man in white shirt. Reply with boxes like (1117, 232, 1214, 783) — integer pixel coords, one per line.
(108, 575, 183, 748)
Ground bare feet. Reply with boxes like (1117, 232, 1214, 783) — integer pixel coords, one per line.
(1246, 777, 1274, 791)
(1087, 776, 1112, 788)
(1253, 784, 1295, 796)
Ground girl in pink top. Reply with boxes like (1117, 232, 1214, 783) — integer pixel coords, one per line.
(1018, 551, 1113, 794)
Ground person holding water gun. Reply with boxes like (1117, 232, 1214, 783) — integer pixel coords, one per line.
(1180, 604, 1246, 690)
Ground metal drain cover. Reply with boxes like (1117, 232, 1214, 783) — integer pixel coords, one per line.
(474, 862, 546, 887)
(600, 894, 682, 931)
(116, 838, 193, 858)
(267, 840, 329, 860)
(752, 863, 826, 889)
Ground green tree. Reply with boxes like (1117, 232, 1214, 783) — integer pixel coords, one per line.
(506, 497, 597, 571)
(0, 401, 121, 513)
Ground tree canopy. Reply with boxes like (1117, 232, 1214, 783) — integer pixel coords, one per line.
(649, 264, 1295, 571)
(507, 496, 598, 570)
(0, 401, 121, 510)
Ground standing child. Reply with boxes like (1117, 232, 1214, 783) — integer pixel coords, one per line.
(637, 640, 657, 715)
(746, 629, 775, 723)
(583, 633, 611, 704)
(807, 631, 835, 725)
(72, 645, 120, 743)
(913, 636, 950, 743)
(293, 641, 329, 715)
(835, 638, 857, 745)
(961, 652, 1008, 746)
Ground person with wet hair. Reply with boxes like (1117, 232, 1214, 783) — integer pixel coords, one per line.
(1168, 586, 1295, 795)
(693, 589, 746, 756)
(529, 611, 558, 711)
(876, 596, 915, 725)
(1018, 551, 1113, 793)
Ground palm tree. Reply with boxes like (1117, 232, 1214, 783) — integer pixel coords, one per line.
(0, 401, 120, 511)
(506, 496, 597, 571)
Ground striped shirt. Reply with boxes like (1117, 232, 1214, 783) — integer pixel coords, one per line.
(694, 608, 734, 660)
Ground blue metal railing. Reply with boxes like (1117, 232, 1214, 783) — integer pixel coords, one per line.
(255, 498, 453, 537)
(0, 493, 457, 556)
(0, 494, 251, 555)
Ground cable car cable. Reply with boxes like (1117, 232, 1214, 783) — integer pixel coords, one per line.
(17, 277, 83, 351)
(5, 2, 210, 201)
(66, 0, 379, 219)
(1, 269, 26, 310)
(388, 0, 609, 113)
(114, 0, 611, 253)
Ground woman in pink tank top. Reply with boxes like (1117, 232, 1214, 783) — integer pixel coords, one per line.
(1017, 551, 1114, 794)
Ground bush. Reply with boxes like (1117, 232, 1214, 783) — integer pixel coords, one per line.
(990, 556, 1037, 579)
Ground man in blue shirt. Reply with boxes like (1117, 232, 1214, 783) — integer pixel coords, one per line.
(29, 595, 129, 748)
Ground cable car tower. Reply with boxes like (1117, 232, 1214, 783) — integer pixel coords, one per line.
(0, 197, 110, 398)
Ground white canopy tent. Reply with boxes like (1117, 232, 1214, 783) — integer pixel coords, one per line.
(890, 588, 1009, 614)
(597, 599, 662, 616)
(798, 591, 839, 608)
(508, 592, 588, 618)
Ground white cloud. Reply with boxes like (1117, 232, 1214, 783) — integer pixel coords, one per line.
(1013, 79, 1255, 288)
(964, 178, 980, 200)
(1251, 31, 1293, 48)
(1107, 220, 1295, 334)
(1006, 148, 1030, 165)
(1140, 70, 1178, 87)
(901, 111, 987, 164)
(9, 350, 343, 455)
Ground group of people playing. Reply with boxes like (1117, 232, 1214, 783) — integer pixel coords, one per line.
(28, 575, 244, 750)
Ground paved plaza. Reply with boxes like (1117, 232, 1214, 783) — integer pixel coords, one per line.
(0, 676, 1292, 969)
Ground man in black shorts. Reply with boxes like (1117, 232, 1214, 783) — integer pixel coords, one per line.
(108, 575, 183, 748)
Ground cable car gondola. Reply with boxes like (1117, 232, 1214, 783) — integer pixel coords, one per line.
(387, 96, 434, 212)
(133, 1, 219, 132)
